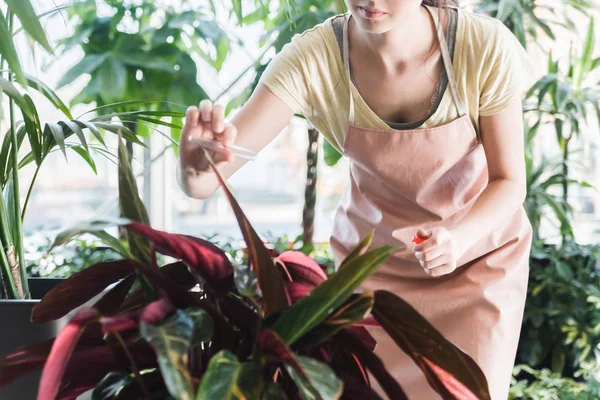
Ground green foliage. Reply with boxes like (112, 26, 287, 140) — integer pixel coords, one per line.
(476, 0, 596, 48)
(509, 364, 600, 400)
(57, 1, 225, 113)
(140, 309, 210, 400)
(517, 240, 600, 375)
(26, 236, 121, 278)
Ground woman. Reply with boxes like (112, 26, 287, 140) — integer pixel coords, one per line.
(177, 1, 534, 398)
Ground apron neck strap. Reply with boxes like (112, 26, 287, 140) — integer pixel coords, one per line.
(341, 5, 467, 125)
(342, 13, 355, 125)
(423, 5, 466, 116)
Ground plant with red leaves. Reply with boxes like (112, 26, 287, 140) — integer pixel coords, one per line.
(0, 141, 491, 400)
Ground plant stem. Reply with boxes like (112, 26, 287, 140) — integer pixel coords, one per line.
(21, 164, 41, 221)
(7, 11, 29, 299)
(113, 332, 151, 400)
(561, 132, 572, 244)
(302, 127, 319, 245)
(0, 237, 18, 299)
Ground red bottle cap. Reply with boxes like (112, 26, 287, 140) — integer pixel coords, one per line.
(412, 235, 425, 245)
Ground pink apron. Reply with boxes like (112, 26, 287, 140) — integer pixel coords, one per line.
(329, 6, 532, 399)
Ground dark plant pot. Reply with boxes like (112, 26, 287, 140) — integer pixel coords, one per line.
(0, 278, 66, 399)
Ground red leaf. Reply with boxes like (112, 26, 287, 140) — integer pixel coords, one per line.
(345, 326, 376, 352)
(277, 251, 328, 286)
(125, 222, 233, 292)
(422, 358, 480, 400)
(0, 340, 54, 387)
(101, 297, 174, 334)
(284, 281, 313, 304)
(356, 316, 379, 327)
(371, 290, 490, 400)
(119, 262, 195, 313)
(94, 274, 136, 316)
(208, 160, 289, 316)
(56, 383, 96, 400)
(338, 372, 383, 400)
(139, 298, 175, 324)
(100, 312, 142, 334)
(37, 308, 99, 400)
(337, 330, 408, 400)
(0, 328, 105, 387)
(57, 343, 157, 400)
(258, 329, 308, 381)
(31, 260, 136, 323)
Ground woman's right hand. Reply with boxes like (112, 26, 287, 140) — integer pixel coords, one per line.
(179, 99, 238, 174)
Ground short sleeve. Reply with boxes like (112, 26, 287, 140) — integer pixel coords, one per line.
(478, 20, 536, 116)
(258, 32, 314, 117)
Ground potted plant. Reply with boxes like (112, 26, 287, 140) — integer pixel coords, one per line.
(0, 1, 184, 397)
(0, 140, 492, 399)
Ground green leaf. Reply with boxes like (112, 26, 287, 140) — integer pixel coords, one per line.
(49, 217, 132, 254)
(0, 76, 33, 118)
(496, 0, 516, 23)
(195, 350, 263, 400)
(45, 122, 67, 160)
(57, 54, 106, 88)
(140, 310, 195, 400)
(555, 261, 574, 281)
(233, 263, 258, 297)
(286, 355, 343, 400)
(118, 136, 150, 264)
(214, 36, 230, 71)
(322, 140, 343, 167)
(95, 122, 144, 146)
(185, 308, 215, 346)
(298, 292, 374, 349)
(262, 382, 289, 400)
(25, 74, 72, 119)
(232, 0, 243, 24)
(6, 0, 52, 52)
(91, 371, 132, 400)
(0, 9, 26, 85)
(98, 58, 128, 103)
(271, 243, 394, 345)
(338, 231, 374, 272)
(22, 94, 42, 165)
(72, 121, 105, 148)
(60, 120, 88, 151)
(70, 145, 97, 174)
(576, 17, 595, 85)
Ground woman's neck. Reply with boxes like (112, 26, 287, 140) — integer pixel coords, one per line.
(350, 4, 440, 72)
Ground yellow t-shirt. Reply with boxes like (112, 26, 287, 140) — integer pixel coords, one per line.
(258, 7, 536, 153)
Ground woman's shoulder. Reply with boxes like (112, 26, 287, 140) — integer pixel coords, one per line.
(456, 7, 517, 52)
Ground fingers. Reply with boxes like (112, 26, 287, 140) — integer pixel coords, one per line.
(212, 104, 225, 134)
(414, 228, 450, 252)
(182, 106, 202, 144)
(417, 252, 450, 270)
(414, 244, 445, 264)
(427, 264, 456, 277)
(222, 125, 237, 148)
(200, 99, 213, 124)
(185, 106, 200, 127)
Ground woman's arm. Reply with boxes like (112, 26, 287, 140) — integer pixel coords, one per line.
(450, 97, 527, 251)
(177, 83, 295, 199)
(405, 97, 527, 277)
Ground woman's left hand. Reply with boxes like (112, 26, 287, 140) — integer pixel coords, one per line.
(410, 227, 463, 277)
